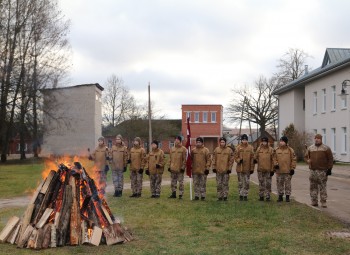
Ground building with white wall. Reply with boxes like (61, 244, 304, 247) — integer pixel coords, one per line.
(274, 48, 350, 162)
(41, 83, 104, 156)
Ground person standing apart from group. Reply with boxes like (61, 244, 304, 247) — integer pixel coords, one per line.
(273, 136, 297, 202)
(305, 134, 333, 208)
(145, 140, 165, 198)
(234, 134, 255, 201)
(128, 137, 146, 198)
(89, 136, 109, 197)
(212, 137, 234, 201)
(254, 136, 274, 201)
(168, 136, 187, 199)
(110, 134, 128, 197)
(191, 137, 211, 200)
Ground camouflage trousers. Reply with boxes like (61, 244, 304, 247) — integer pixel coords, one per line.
(309, 170, 328, 203)
(193, 174, 207, 198)
(95, 171, 107, 197)
(170, 172, 184, 195)
(112, 168, 124, 192)
(150, 174, 163, 196)
(276, 173, 292, 196)
(130, 171, 143, 194)
(216, 173, 230, 198)
(258, 171, 272, 198)
(237, 172, 250, 196)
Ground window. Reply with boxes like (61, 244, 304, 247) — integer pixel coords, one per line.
(331, 128, 336, 152)
(322, 89, 326, 113)
(341, 95, 348, 109)
(194, 112, 200, 123)
(313, 129, 317, 135)
(342, 127, 347, 154)
(211, 112, 217, 123)
(169, 141, 174, 149)
(313, 92, 317, 114)
(158, 142, 162, 148)
(322, 129, 327, 145)
(203, 112, 208, 123)
(16, 143, 27, 152)
(331, 86, 336, 111)
(186, 112, 191, 121)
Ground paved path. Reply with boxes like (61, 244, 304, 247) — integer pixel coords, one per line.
(247, 164, 350, 225)
(1, 165, 350, 225)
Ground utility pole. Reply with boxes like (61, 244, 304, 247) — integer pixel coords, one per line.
(148, 82, 152, 153)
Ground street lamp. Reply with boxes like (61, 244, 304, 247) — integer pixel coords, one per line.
(339, 79, 350, 100)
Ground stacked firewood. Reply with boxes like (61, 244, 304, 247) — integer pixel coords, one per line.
(0, 162, 133, 249)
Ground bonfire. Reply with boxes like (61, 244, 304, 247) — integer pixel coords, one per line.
(0, 159, 133, 249)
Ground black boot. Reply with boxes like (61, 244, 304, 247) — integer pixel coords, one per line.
(259, 196, 264, 201)
(243, 196, 248, 201)
(286, 195, 290, 202)
(223, 197, 227, 201)
(179, 195, 183, 199)
(277, 195, 283, 202)
(169, 191, 176, 198)
(130, 193, 137, 198)
(265, 196, 271, 202)
(113, 190, 119, 197)
(239, 195, 243, 201)
(194, 196, 199, 200)
(217, 197, 223, 201)
(137, 193, 141, 197)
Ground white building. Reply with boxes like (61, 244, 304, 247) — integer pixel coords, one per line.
(41, 83, 104, 156)
(274, 48, 350, 162)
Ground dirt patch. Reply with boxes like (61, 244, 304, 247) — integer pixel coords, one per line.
(326, 231, 350, 239)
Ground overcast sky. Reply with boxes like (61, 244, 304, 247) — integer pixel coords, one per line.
(59, 0, 350, 125)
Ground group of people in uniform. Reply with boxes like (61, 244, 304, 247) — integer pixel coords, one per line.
(89, 132, 334, 208)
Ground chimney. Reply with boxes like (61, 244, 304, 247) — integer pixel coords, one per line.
(304, 65, 309, 75)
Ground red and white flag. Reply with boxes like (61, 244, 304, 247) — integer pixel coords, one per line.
(185, 117, 192, 178)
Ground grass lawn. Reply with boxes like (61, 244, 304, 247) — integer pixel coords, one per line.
(0, 174, 350, 254)
(0, 156, 173, 199)
(0, 157, 349, 254)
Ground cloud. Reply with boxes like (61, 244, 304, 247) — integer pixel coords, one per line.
(59, 0, 350, 120)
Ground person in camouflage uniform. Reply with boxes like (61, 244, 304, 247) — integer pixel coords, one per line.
(110, 134, 128, 197)
(145, 140, 165, 198)
(191, 137, 211, 200)
(168, 136, 187, 199)
(212, 137, 234, 201)
(90, 136, 109, 197)
(273, 136, 297, 202)
(128, 137, 146, 198)
(234, 134, 255, 201)
(305, 134, 333, 208)
(254, 136, 274, 201)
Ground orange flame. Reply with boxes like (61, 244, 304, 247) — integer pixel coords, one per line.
(88, 228, 93, 239)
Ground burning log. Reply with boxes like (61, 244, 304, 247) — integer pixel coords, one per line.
(0, 160, 133, 250)
(57, 185, 73, 246)
(70, 176, 81, 245)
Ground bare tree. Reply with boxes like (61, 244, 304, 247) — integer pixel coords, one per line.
(227, 48, 311, 138)
(282, 123, 313, 161)
(103, 75, 140, 127)
(274, 48, 311, 87)
(0, 0, 70, 162)
(227, 76, 278, 133)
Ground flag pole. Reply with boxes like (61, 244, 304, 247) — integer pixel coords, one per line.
(185, 116, 193, 200)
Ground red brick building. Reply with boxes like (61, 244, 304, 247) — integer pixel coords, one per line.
(181, 104, 223, 152)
